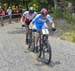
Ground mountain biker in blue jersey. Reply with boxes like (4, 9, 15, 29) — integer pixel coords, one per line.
(29, 8, 56, 52)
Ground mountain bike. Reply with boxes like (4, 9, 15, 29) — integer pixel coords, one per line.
(37, 28, 52, 64)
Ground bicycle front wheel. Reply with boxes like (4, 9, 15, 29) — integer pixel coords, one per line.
(42, 42, 51, 64)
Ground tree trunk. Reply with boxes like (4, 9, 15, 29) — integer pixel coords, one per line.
(54, 0, 57, 9)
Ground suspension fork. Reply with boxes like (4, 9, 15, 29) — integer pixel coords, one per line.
(40, 35, 48, 50)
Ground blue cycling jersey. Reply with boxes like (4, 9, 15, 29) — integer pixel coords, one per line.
(32, 14, 53, 31)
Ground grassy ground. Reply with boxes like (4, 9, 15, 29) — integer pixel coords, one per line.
(54, 18, 75, 42)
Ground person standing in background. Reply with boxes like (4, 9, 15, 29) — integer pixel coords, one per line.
(7, 7, 12, 23)
(14, 6, 20, 21)
(0, 6, 4, 16)
(7, 7, 12, 15)
(14, 6, 20, 14)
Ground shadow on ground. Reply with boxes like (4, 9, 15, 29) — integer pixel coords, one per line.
(35, 57, 61, 67)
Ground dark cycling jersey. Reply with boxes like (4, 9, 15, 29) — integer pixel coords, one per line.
(23, 11, 37, 25)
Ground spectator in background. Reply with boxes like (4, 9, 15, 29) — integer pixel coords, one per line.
(0, 6, 5, 26)
(0, 6, 4, 16)
(7, 7, 12, 15)
(14, 6, 19, 14)
(7, 7, 12, 23)
(14, 6, 20, 19)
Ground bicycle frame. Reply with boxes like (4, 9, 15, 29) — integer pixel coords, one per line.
(39, 28, 49, 46)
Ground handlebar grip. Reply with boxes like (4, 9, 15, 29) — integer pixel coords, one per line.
(52, 28, 56, 31)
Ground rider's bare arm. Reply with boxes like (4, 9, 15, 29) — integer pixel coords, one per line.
(51, 21, 56, 31)
(51, 21, 55, 28)
(20, 16, 25, 24)
(29, 22, 34, 29)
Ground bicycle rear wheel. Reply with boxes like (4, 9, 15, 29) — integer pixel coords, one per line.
(28, 30, 32, 48)
(42, 42, 51, 64)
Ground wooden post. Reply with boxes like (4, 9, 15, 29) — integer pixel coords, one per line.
(9, 15, 12, 24)
(1, 16, 4, 26)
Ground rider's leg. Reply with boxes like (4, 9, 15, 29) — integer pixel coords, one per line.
(35, 32, 40, 52)
(35, 32, 40, 45)
(32, 25, 40, 52)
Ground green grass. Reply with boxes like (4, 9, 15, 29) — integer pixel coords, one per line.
(60, 23, 75, 42)
(60, 32, 75, 42)
(55, 19, 75, 43)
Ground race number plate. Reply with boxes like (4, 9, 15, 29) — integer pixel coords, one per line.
(42, 29, 49, 35)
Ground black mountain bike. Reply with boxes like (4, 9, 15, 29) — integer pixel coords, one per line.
(28, 29, 36, 52)
(22, 24, 30, 44)
(37, 28, 52, 64)
(22, 24, 36, 52)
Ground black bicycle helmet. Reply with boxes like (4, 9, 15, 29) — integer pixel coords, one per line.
(29, 7, 34, 14)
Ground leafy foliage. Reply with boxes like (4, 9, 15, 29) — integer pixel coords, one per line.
(28, 0, 48, 12)
(28, 2, 38, 11)
(63, 9, 75, 24)
(52, 7, 63, 18)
